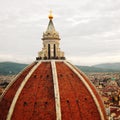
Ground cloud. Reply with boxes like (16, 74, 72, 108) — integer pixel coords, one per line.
(0, 53, 34, 64)
(67, 53, 120, 66)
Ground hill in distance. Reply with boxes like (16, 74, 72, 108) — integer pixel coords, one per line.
(77, 62, 120, 72)
(0, 62, 120, 75)
(92, 63, 120, 71)
(0, 62, 28, 75)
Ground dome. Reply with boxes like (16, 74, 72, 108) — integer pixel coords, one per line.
(0, 13, 107, 120)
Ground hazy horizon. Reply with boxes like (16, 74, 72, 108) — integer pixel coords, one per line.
(0, 60, 120, 67)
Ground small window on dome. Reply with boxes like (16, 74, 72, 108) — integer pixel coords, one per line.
(34, 102, 37, 106)
(24, 102, 27, 106)
(34, 74, 37, 78)
(84, 98, 87, 100)
(71, 73, 74, 77)
(40, 75, 42, 78)
(76, 100, 79, 103)
(45, 102, 48, 105)
(66, 100, 69, 103)
(46, 75, 49, 78)
(45, 102, 48, 107)
(60, 74, 63, 77)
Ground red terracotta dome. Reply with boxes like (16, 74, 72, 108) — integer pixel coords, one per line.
(0, 12, 107, 120)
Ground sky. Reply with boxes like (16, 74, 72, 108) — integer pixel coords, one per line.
(0, 0, 120, 66)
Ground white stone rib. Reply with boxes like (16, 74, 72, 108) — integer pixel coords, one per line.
(0, 62, 35, 102)
(6, 61, 41, 120)
(64, 61, 105, 120)
(51, 60, 61, 120)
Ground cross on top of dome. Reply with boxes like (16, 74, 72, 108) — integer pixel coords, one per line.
(48, 10, 53, 20)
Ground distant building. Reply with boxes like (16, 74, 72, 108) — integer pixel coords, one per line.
(103, 80, 120, 93)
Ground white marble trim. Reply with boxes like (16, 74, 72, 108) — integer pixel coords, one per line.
(0, 62, 35, 102)
(64, 61, 105, 120)
(6, 61, 41, 120)
(51, 60, 61, 120)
